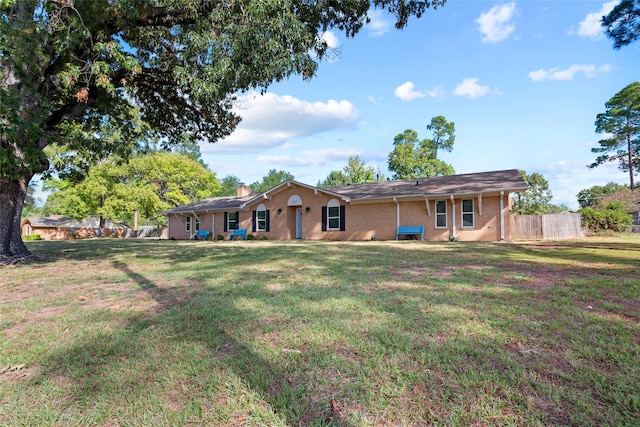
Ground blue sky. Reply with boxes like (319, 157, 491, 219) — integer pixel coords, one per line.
(199, 0, 637, 209)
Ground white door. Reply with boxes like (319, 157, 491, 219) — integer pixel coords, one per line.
(296, 208, 302, 239)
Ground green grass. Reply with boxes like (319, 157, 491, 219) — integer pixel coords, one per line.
(1, 236, 639, 426)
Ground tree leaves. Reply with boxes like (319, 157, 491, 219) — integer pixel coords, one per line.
(591, 82, 640, 189)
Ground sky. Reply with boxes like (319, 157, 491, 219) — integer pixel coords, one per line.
(195, 0, 637, 209)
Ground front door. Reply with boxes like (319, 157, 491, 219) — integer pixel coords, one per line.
(296, 208, 302, 239)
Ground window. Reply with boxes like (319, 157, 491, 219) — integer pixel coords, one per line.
(195, 216, 200, 231)
(227, 211, 238, 230)
(185, 216, 192, 232)
(435, 200, 447, 228)
(322, 199, 345, 231)
(327, 199, 340, 230)
(462, 199, 474, 228)
(253, 204, 269, 232)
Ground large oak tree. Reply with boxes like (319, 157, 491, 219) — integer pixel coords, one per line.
(0, 0, 445, 258)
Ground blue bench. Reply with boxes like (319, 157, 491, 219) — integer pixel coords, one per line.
(396, 225, 424, 241)
(230, 228, 247, 240)
(192, 229, 210, 240)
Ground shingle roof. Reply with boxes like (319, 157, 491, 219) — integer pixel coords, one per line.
(327, 169, 528, 201)
(162, 195, 254, 214)
(162, 169, 528, 214)
(23, 216, 73, 227)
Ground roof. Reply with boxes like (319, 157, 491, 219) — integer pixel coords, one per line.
(22, 215, 130, 229)
(161, 195, 254, 214)
(162, 169, 528, 215)
(22, 216, 74, 227)
(326, 169, 528, 202)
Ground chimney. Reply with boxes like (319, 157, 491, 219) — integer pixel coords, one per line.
(237, 183, 252, 197)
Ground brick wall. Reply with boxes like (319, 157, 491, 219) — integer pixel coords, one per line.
(165, 185, 516, 242)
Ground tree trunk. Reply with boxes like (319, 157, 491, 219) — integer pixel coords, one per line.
(628, 134, 635, 191)
(0, 174, 31, 258)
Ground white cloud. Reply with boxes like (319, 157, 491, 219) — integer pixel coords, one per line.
(528, 64, 612, 81)
(577, 1, 618, 39)
(202, 93, 359, 154)
(320, 31, 340, 49)
(394, 81, 426, 101)
(476, 2, 517, 43)
(367, 10, 392, 37)
(258, 147, 366, 168)
(539, 161, 628, 209)
(454, 78, 491, 98)
(427, 86, 446, 100)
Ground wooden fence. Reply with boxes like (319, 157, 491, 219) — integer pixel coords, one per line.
(514, 213, 585, 240)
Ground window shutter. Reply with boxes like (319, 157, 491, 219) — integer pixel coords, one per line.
(252, 211, 256, 232)
(321, 206, 327, 231)
(265, 210, 270, 232)
(223, 212, 228, 232)
(235, 211, 240, 230)
(339, 205, 346, 231)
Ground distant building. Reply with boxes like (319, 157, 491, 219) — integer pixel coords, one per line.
(21, 215, 130, 240)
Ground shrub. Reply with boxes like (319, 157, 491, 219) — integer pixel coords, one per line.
(22, 234, 41, 241)
(580, 203, 633, 233)
(216, 234, 224, 240)
(247, 234, 256, 240)
(259, 235, 269, 240)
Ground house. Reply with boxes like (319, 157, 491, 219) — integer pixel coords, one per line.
(21, 215, 130, 240)
(162, 169, 528, 242)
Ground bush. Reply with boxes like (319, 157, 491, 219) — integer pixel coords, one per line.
(216, 234, 224, 240)
(580, 203, 633, 233)
(247, 234, 256, 240)
(22, 234, 41, 241)
(259, 235, 269, 240)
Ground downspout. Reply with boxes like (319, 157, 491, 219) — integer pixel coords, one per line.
(394, 197, 400, 229)
(166, 214, 170, 240)
(450, 195, 456, 239)
(500, 191, 505, 240)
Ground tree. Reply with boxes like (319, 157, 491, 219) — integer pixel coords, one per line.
(0, 1, 445, 258)
(590, 82, 640, 190)
(219, 175, 242, 197)
(21, 182, 42, 219)
(597, 188, 640, 213)
(318, 170, 349, 187)
(512, 170, 567, 215)
(318, 155, 381, 186)
(425, 115, 455, 159)
(387, 128, 455, 179)
(251, 170, 295, 194)
(576, 182, 630, 208)
(602, 0, 640, 49)
(43, 152, 220, 227)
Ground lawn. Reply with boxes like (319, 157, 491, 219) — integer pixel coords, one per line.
(1, 237, 639, 426)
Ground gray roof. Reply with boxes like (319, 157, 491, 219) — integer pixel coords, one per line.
(327, 169, 528, 201)
(162, 169, 528, 214)
(162, 195, 254, 214)
(23, 216, 73, 227)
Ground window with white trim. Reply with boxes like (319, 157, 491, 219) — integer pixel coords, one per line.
(327, 199, 340, 230)
(435, 200, 447, 228)
(462, 199, 474, 228)
(185, 216, 192, 232)
(256, 204, 266, 231)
